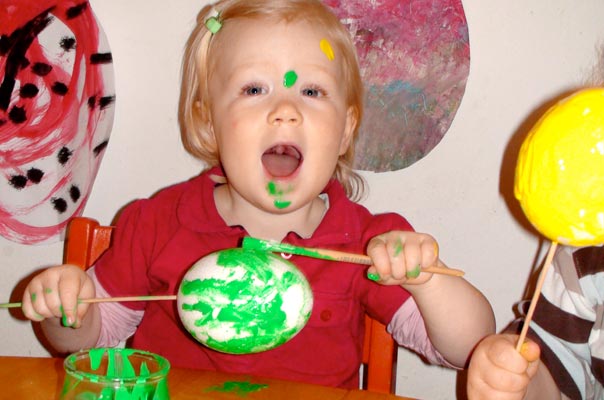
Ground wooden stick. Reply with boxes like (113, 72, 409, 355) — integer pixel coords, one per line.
(515, 241, 558, 352)
(242, 237, 465, 277)
(0, 295, 177, 309)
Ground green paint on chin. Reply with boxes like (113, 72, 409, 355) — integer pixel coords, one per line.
(274, 200, 291, 209)
(266, 181, 292, 210)
(207, 380, 269, 396)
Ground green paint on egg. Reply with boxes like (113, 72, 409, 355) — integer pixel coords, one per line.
(283, 70, 298, 88)
(177, 248, 313, 354)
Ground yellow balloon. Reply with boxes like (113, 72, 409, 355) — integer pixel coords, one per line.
(514, 88, 604, 246)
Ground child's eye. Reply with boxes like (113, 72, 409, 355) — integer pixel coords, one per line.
(301, 86, 326, 98)
(241, 84, 266, 96)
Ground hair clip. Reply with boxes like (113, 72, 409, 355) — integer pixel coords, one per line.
(204, 8, 222, 34)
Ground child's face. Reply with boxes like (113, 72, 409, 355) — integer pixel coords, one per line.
(207, 18, 356, 213)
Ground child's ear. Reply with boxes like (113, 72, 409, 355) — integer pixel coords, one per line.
(339, 106, 357, 155)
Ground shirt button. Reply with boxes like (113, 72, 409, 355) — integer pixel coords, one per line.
(320, 309, 332, 321)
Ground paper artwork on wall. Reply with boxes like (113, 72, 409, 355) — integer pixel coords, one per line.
(326, 0, 470, 172)
(0, 1, 115, 244)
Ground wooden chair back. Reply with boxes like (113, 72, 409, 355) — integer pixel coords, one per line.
(63, 216, 396, 393)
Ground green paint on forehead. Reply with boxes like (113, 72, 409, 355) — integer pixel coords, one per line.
(283, 70, 298, 88)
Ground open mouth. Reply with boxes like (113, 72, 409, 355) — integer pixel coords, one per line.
(261, 144, 303, 178)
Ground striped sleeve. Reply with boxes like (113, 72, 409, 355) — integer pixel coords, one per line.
(526, 246, 604, 400)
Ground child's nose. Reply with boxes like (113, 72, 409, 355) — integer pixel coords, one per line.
(268, 99, 302, 126)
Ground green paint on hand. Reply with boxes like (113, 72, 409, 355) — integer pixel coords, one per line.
(59, 304, 73, 327)
(406, 264, 421, 279)
(394, 239, 404, 257)
(283, 70, 298, 88)
(367, 272, 380, 282)
(44, 288, 52, 294)
(206, 380, 269, 396)
(31, 293, 36, 302)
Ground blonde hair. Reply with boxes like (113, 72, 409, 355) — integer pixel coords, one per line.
(178, 0, 366, 200)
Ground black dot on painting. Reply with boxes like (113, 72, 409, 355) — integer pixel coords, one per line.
(99, 95, 116, 109)
(27, 168, 44, 183)
(69, 185, 81, 202)
(93, 140, 109, 156)
(88, 95, 96, 109)
(20, 57, 30, 69)
(57, 147, 73, 165)
(60, 36, 76, 51)
(51, 197, 68, 213)
(9, 106, 26, 123)
(51, 82, 68, 96)
(9, 175, 27, 189)
(20, 83, 39, 98)
(32, 62, 52, 76)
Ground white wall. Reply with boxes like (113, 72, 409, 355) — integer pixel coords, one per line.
(1, 1, 603, 398)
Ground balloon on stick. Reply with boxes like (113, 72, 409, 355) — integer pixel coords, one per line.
(513, 88, 604, 351)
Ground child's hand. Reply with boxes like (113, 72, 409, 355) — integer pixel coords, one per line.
(467, 334, 541, 400)
(366, 231, 439, 285)
(21, 265, 95, 329)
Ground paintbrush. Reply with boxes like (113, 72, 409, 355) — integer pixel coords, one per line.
(0, 295, 177, 309)
(242, 237, 464, 277)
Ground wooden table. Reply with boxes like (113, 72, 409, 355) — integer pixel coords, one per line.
(0, 356, 414, 399)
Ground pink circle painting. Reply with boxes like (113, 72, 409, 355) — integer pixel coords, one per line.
(326, 0, 470, 172)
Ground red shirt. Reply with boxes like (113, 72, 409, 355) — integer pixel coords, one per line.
(95, 167, 413, 388)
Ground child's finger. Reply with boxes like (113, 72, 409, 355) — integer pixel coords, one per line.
(419, 234, 438, 268)
(58, 273, 84, 328)
(366, 236, 391, 281)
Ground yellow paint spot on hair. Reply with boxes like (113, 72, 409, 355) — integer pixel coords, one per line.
(320, 39, 334, 61)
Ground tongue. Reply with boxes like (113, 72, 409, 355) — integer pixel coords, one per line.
(262, 153, 300, 177)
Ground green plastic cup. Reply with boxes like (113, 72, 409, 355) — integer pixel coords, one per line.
(61, 348, 170, 400)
